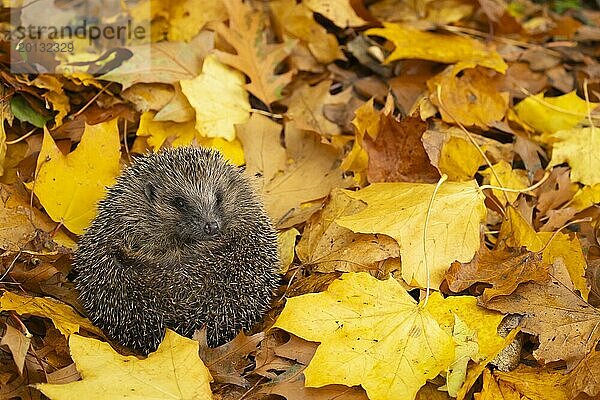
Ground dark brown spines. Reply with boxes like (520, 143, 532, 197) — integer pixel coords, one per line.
(74, 147, 280, 355)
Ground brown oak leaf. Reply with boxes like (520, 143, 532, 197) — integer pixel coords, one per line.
(215, 0, 296, 105)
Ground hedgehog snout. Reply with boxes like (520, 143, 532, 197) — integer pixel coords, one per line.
(204, 220, 220, 236)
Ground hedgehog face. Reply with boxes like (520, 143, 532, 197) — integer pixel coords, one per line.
(135, 177, 224, 247)
(162, 188, 224, 244)
(108, 147, 262, 255)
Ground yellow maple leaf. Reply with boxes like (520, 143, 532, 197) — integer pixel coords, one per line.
(36, 331, 213, 400)
(274, 272, 455, 400)
(0, 291, 102, 337)
(426, 292, 509, 397)
(336, 181, 486, 289)
(181, 54, 250, 141)
(31, 119, 121, 234)
(136, 111, 245, 165)
(427, 293, 505, 361)
(428, 67, 509, 128)
(499, 206, 589, 300)
(366, 23, 507, 74)
(215, 0, 296, 105)
(548, 127, 600, 186)
(480, 160, 530, 204)
(512, 91, 598, 136)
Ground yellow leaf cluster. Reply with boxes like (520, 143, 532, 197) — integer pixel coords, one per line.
(136, 111, 245, 165)
(275, 272, 508, 400)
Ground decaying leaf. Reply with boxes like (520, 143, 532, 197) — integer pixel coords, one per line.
(1, 323, 31, 375)
(362, 114, 440, 183)
(237, 114, 352, 227)
(99, 32, 214, 89)
(482, 272, 600, 372)
(296, 188, 400, 273)
(197, 329, 263, 386)
(446, 246, 548, 302)
(285, 80, 353, 136)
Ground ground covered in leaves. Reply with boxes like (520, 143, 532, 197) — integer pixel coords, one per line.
(1, 0, 600, 399)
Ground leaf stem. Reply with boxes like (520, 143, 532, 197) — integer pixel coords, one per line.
(421, 173, 447, 308)
(479, 170, 550, 193)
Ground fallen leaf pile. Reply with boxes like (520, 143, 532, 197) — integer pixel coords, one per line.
(1, 1, 600, 399)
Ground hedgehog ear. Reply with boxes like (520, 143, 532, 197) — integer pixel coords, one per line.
(144, 182, 156, 202)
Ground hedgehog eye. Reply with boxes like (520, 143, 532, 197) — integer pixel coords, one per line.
(215, 191, 223, 205)
(171, 196, 187, 210)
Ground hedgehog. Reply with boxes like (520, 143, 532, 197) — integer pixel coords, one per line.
(74, 147, 280, 355)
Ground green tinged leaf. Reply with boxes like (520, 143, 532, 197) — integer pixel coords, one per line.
(10, 95, 50, 128)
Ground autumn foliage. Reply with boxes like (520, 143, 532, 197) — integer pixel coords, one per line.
(1, 0, 600, 399)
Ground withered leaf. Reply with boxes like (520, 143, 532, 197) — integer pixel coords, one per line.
(363, 114, 440, 183)
(446, 246, 548, 302)
(196, 329, 264, 387)
(482, 273, 600, 372)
